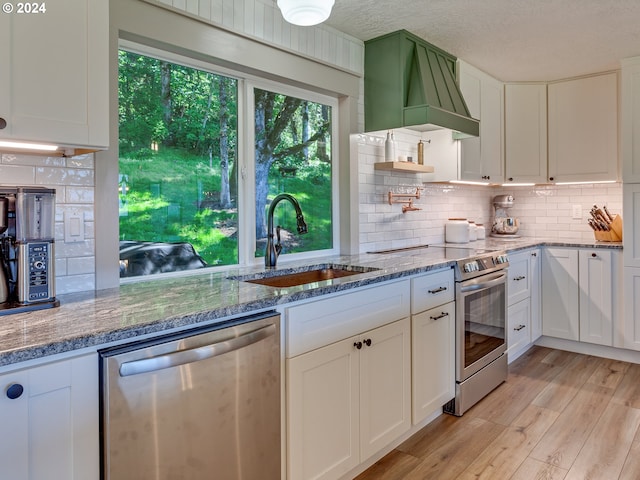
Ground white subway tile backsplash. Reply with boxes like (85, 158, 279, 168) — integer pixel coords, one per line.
(0, 165, 35, 184)
(354, 133, 623, 251)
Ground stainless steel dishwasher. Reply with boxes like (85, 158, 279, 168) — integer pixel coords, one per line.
(99, 311, 281, 480)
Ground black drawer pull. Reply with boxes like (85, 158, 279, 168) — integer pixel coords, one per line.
(514, 325, 526, 331)
(430, 312, 449, 321)
(427, 286, 447, 294)
(363, 338, 372, 347)
(354, 341, 362, 350)
(513, 276, 526, 281)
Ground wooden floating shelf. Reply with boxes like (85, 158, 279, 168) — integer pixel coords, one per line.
(374, 162, 435, 173)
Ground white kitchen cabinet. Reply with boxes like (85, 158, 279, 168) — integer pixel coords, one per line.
(287, 318, 411, 480)
(624, 183, 640, 268)
(508, 299, 531, 360)
(542, 248, 614, 346)
(623, 267, 640, 350)
(0, 0, 108, 149)
(285, 280, 411, 480)
(547, 72, 618, 183)
(578, 249, 613, 345)
(542, 248, 580, 341)
(411, 301, 454, 424)
(506, 248, 541, 362)
(410, 268, 455, 425)
(504, 84, 548, 184)
(458, 61, 504, 183)
(621, 56, 640, 182)
(0, 354, 99, 480)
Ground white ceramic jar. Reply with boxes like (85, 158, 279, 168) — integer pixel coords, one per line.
(445, 218, 470, 243)
(476, 223, 486, 239)
(468, 221, 478, 241)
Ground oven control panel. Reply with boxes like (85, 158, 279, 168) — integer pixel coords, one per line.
(457, 252, 509, 280)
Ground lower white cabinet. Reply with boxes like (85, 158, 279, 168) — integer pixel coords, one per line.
(0, 353, 99, 480)
(411, 301, 454, 424)
(542, 248, 614, 346)
(287, 318, 411, 480)
(506, 248, 541, 362)
(624, 267, 640, 350)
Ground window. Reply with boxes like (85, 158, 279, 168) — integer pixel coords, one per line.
(118, 48, 337, 279)
(253, 87, 333, 258)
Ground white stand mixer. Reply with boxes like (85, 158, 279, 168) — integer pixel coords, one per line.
(491, 194, 520, 238)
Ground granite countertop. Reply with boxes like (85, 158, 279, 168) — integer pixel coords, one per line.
(0, 238, 622, 368)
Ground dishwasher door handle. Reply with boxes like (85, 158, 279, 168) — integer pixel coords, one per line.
(119, 323, 276, 377)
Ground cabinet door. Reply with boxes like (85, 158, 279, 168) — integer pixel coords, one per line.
(411, 302, 455, 424)
(0, 354, 99, 480)
(530, 249, 542, 341)
(458, 62, 504, 183)
(548, 72, 618, 183)
(359, 318, 411, 461)
(0, 0, 108, 148)
(623, 183, 640, 268)
(542, 248, 579, 340)
(504, 84, 548, 184)
(623, 267, 640, 350)
(507, 298, 531, 363)
(579, 249, 613, 346)
(287, 338, 360, 480)
(621, 57, 640, 182)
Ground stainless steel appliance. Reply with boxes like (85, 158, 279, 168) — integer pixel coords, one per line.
(444, 250, 509, 416)
(0, 187, 58, 314)
(100, 311, 281, 480)
(491, 194, 520, 238)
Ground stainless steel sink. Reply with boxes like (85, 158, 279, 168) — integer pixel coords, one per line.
(229, 264, 379, 288)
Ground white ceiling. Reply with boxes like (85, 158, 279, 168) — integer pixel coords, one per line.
(324, 0, 640, 82)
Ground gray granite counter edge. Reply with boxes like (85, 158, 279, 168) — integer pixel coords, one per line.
(0, 262, 454, 367)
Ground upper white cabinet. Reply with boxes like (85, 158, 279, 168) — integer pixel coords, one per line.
(547, 72, 618, 183)
(622, 57, 640, 182)
(504, 84, 548, 184)
(458, 61, 504, 183)
(0, 354, 99, 480)
(0, 0, 108, 149)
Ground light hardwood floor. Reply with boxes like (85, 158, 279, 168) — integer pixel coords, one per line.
(356, 346, 640, 480)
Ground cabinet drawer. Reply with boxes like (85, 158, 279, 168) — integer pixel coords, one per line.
(411, 268, 455, 314)
(286, 279, 410, 358)
(507, 298, 531, 362)
(508, 255, 530, 305)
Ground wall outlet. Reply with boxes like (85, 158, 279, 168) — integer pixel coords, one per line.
(572, 204, 582, 219)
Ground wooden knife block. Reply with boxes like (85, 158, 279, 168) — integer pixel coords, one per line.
(594, 214, 622, 242)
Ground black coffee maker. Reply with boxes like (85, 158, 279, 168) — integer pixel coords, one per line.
(0, 187, 59, 314)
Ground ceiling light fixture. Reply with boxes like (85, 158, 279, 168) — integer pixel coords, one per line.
(0, 140, 58, 152)
(277, 0, 335, 26)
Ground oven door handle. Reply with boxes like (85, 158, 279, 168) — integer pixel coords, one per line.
(459, 271, 506, 292)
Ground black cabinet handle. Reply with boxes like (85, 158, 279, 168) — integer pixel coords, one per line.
(514, 325, 526, 331)
(6, 383, 24, 400)
(508, 177, 513, 182)
(531, 252, 537, 257)
(430, 312, 450, 321)
(591, 253, 597, 258)
(514, 275, 526, 281)
(363, 338, 372, 347)
(0, 117, 6, 130)
(549, 177, 554, 181)
(427, 286, 447, 294)
(354, 341, 362, 350)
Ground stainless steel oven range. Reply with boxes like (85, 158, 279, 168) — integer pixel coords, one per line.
(444, 250, 509, 416)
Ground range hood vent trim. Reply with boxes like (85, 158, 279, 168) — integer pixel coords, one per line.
(364, 30, 479, 137)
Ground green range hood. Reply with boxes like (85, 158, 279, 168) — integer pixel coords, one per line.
(364, 30, 479, 137)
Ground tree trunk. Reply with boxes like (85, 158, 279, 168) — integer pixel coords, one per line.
(160, 61, 173, 146)
(302, 102, 310, 162)
(219, 77, 231, 208)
